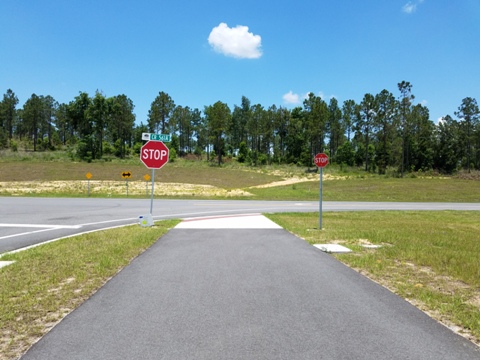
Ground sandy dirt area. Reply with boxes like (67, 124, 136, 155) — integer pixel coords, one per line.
(0, 173, 345, 197)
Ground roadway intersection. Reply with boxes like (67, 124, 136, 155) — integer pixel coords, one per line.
(1, 197, 479, 254)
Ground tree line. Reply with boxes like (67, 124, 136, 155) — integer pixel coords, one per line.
(0, 82, 479, 174)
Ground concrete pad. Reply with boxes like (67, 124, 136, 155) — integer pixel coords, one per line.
(0, 261, 15, 269)
(314, 244, 352, 253)
(175, 213, 282, 229)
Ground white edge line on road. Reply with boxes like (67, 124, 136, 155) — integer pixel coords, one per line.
(0, 224, 82, 229)
(0, 226, 83, 241)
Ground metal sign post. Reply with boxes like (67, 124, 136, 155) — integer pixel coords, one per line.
(314, 153, 329, 230)
(150, 169, 155, 215)
(85, 172, 92, 197)
(140, 139, 169, 218)
(121, 172, 132, 197)
(319, 167, 323, 229)
(143, 174, 151, 198)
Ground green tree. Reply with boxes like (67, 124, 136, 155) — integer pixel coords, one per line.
(41, 95, 57, 149)
(54, 103, 71, 145)
(1, 89, 19, 144)
(193, 110, 208, 158)
(248, 104, 264, 165)
(260, 105, 277, 164)
(230, 96, 251, 153)
(285, 107, 306, 164)
(22, 94, 43, 151)
(356, 93, 376, 172)
(455, 97, 479, 172)
(398, 81, 415, 176)
(133, 122, 148, 144)
(204, 101, 231, 166)
(171, 105, 194, 154)
(303, 93, 329, 166)
(148, 91, 175, 134)
(327, 97, 344, 162)
(342, 99, 356, 142)
(87, 91, 108, 158)
(374, 90, 397, 174)
(410, 104, 435, 171)
(238, 141, 248, 163)
(68, 92, 92, 139)
(337, 141, 355, 166)
(272, 107, 290, 163)
(434, 115, 460, 174)
(107, 95, 135, 159)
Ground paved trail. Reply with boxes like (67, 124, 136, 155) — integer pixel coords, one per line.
(20, 215, 480, 359)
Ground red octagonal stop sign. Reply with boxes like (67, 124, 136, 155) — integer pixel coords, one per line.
(314, 153, 329, 168)
(140, 141, 169, 169)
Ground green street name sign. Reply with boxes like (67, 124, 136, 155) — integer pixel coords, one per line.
(142, 133, 171, 142)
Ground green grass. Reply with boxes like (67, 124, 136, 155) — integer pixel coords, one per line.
(1, 157, 479, 202)
(266, 211, 480, 343)
(0, 159, 282, 188)
(0, 220, 180, 359)
(248, 177, 480, 202)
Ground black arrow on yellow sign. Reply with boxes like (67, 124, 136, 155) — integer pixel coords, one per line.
(122, 171, 132, 179)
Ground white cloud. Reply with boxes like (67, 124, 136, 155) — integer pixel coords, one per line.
(402, 2, 416, 13)
(208, 22, 262, 59)
(402, 0, 424, 14)
(283, 91, 300, 104)
(283, 91, 334, 105)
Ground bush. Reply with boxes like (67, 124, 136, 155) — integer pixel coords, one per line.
(257, 153, 268, 165)
(132, 142, 142, 155)
(238, 142, 248, 163)
(169, 148, 177, 162)
(76, 137, 94, 162)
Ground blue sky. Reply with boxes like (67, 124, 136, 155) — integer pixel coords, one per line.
(1, 0, 479, 125)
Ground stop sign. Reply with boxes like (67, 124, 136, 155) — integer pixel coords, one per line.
(140, 141, 169, 169)
(314, 153, 329, 168)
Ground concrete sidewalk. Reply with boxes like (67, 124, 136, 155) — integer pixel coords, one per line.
(21, 215, 480, 359)
(175, 213, 282, 229)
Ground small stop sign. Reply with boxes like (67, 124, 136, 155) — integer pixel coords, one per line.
(140, 141, 169, 169)
(314, 153, 329, 168)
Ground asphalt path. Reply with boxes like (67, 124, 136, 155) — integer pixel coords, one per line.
(19, 216, 480, 359)
(1, 197, 479, 254)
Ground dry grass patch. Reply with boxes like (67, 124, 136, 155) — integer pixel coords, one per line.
(0, 181, 254, 198)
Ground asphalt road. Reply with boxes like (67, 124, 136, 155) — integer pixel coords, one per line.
(1, 197, 479, 254)
(20, 219, 480, 359)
